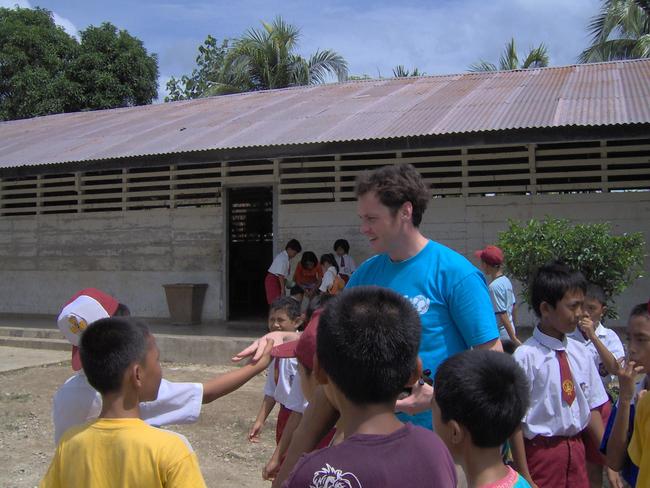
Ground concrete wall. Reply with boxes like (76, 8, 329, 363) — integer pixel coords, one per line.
(0, 207, 224, 319)
(280, 191, 650, 327)
(1, 191, 648, 324)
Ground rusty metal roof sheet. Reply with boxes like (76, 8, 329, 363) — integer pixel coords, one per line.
(1, 59, 649, 169)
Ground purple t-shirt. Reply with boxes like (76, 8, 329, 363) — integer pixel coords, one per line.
(282, 423, 457, 488)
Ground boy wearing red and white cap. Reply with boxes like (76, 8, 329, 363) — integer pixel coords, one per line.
(53, 288, 272, 444)
(475, 245, 521, 347)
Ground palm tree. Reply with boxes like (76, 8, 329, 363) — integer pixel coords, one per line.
(205, 17, 348, 95)
(578, 0, 650, 62)
(392, 65, 424, 77)
(469, 38, 549, 72)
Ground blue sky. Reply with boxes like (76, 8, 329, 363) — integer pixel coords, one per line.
(2, 0, 602, 100)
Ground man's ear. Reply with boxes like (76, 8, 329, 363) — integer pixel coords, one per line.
(400, 201, 413, 221)
(405, 356, 423, 387)
(313, 355, 329, 386)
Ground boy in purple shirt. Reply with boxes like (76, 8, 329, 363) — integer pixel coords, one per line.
(282, 286, 457, 488)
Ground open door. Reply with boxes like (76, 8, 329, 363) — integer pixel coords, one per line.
(227, 187, 273, 319)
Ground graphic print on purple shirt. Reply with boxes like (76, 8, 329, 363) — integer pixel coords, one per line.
(282, 423, 457, 488)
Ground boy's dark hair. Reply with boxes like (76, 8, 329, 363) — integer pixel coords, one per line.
(530, 261, 587, 317)
(114, 303, 131, 317)
(630, 301, 650, 320)
(317, 286, 421, 404)
(356, 164, 431, 227)
(300, 251, 318, 268)
(286, 239, 302, 253)
(290, 284, 304, 297)
(501, 340, 518, 355)
(320, 253, 339, 273)
(333, 239, 350, 254)
(435, 349, 530, 448)
(585, 283, 607, 307)
(79, 317, 151, 395)
(270, 296, 301, 321)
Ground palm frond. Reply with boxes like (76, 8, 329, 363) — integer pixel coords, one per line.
(499, 38, 519, 71)
(307, 49, 348, 84)
(521, 43, 549, 69)
(468, 60, 497, 72)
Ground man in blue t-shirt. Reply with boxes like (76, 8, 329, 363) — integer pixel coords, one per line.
(241, 164, 502, 486)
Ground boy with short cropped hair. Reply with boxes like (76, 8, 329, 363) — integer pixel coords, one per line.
(282, 286, 457, 487)
(41, 317, 208, 487)
(266, 239, 302, 304)
(510, 261, 609, 488)
(433, 349, 531, 487)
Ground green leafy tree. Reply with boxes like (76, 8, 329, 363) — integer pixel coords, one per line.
(469, 38, 549, 72)
(392, 65, 424, 77)
(69, 22, 158, 109)
(497, 217, 645, 317)
(578, 0, 650, 62)
(165, 35, 231, 102)
(204, 17, 348, 96)
(0, 7, 80, 120)
(0, 7, 158, 121)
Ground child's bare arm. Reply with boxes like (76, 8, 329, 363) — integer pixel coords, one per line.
(263, 411, 303, 480)
(497, 312, 521, 346)
(271, 385, 339, 488)
(585, 407, 605, 451)
(202, 339, 274, 404)
(606, 360, 639, 470)
(509, 426, 537, 488)
(578, 316, 620, 375)
(250, 395, 277, 442)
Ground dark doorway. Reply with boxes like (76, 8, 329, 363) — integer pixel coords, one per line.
(227, 187, 273, 320)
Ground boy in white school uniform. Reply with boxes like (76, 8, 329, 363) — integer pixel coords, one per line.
(265, 239, 302, 305)
(510, 262, 608, 488)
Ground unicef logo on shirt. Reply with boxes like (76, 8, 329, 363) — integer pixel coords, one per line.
(408, 295, 430, 315)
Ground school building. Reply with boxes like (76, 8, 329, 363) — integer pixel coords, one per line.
(1, 59, 649, 324)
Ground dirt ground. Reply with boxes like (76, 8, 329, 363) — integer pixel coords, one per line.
(0, 360, 278, 488)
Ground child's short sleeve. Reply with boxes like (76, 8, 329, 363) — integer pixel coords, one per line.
(604, 329, 625, 360)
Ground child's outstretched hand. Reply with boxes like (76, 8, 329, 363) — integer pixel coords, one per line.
(232, 331, 299, 363)
(247, 338, 274, 371)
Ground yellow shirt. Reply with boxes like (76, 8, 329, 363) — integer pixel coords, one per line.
(629, 392, 650, 488)
(40, 418, 206, 488)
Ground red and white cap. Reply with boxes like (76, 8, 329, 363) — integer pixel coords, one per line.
(57, 288, 119, 371)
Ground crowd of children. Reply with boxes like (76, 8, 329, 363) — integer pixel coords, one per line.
(40, 164, 648, 488)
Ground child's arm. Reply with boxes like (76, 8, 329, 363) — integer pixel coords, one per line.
(578, 316, 620, 375)
(202, 339, 274, 404)
(585, 406, 605, 452)
(509, 426, 537, 488)
(497, 312, 522, 346)
(271, 385, 340, 488)
(606, 360, 639, 470)
(249, 395, 277, 442)
(263, 410, 303, 480)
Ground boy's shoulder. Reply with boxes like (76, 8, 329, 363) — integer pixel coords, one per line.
(284, 424, 455, 488)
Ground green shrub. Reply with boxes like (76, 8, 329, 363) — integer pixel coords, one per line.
(497, 217, 645, 318)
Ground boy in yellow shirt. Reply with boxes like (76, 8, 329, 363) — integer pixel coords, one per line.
(41, 316, 273, 488)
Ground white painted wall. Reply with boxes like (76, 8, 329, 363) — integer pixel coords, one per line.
(1, 191, 647, 324)
(279, 192, 650, 327)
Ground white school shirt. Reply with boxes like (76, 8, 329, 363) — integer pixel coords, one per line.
(52, 372, 203, 444)
(568, 323, 625, 381)
(319, 267, 338, 293)
(263, 357, 308, 413)
(338, 254, 357, 277)
(268, 250, 290, 277)
(513, 327, 609, 439)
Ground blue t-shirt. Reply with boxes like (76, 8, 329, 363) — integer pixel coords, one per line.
(347, 240, 498, 427)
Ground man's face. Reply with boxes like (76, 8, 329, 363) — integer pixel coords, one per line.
(140, 336, 163, 402)
(541, 288, 585, 337)
(357, 191, 402, 255)
(627, 315, 650, 372)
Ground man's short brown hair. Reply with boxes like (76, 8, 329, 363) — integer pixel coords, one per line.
(356, 164, 431, 227)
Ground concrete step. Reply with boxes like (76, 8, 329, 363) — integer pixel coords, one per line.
(0, 335, 70, 352)
(0, 326, 63, 340)
(0, 327, 257, 366)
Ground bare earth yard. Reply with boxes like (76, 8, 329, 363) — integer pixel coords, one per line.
(0, 360, 277, 488)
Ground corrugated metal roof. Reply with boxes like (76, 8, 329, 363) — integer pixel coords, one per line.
(1, 59, 649, 169)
